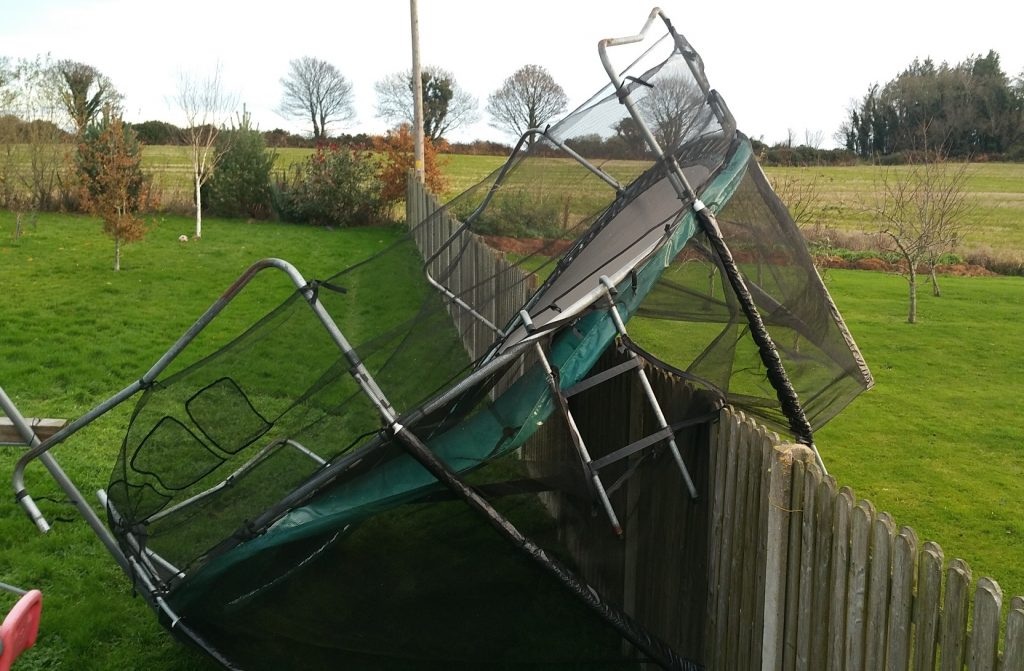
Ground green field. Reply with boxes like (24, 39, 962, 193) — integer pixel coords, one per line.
(1, 151, 1023, 668)
(765, 161, 1024, 253)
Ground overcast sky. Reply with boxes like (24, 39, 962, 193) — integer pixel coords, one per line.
(3, 0, 1022, 147)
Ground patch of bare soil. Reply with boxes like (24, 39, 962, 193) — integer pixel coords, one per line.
(480, 235, 573, 256)
(814, 256, 995, 276)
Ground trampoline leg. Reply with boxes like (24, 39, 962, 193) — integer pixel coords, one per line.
(599, 278, 698, 500)
(533, 343, 623, 536)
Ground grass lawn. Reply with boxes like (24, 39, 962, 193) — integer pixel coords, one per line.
(815, 269, 1024, 603)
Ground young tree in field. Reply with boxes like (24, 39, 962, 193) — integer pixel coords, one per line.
(279, 57, 354, 141)
(486, 64, 567, 142)
(77, 113, 154, 270)
(53, 60, 121, 134)
(374, 66, 478, 141)
(174, 66, 237, 238)
(872, 143, 971, 322)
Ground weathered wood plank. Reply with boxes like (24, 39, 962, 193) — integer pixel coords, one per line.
(968, 577, 1002, 671)
(865, 512, 895, 671)
(1004, 598, 1024, 671)
(795, 463, 822, 671)
(810, 475, 837, 670)
(705, 409, 730, 668)
(939, 558, 972, 671)
(827, 487, 854, 671)
(845, 499, 874, 671)
(714, 412, 741, 661)
(738, 418, 766, 670)
(751, 432, 773, 671)
(763, 444, 796, 671)
(782, 455, 809, 671)
(0, 417, 67, 444)
(725, 417, 753, 671)
(886, 526, 919, 671)
(913, 541, 944, 671)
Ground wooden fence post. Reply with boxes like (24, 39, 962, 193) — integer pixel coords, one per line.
(968, 578, 1002, 671)
(913, 542, 944, 671)
(761, 443, 812, 671)
(886, 526, 918, 671)
(1005, 596, 1024, 671)
(939, 558, 972, 671)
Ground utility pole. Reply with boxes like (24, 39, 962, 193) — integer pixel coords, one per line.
(410, 0, 425, 182)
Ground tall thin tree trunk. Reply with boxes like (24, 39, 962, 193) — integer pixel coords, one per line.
(930, 265, 942, 297)
(907, 266, 917, 323)
(114, 236, 121, 271)
(194, 169, 203, 238)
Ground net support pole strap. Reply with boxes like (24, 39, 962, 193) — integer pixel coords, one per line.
(389, 423, 702, 671)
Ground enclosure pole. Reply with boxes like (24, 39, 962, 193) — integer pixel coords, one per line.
(410, 0, 425, 181)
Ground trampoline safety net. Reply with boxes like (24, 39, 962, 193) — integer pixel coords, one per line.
(101, 11, 870, 670)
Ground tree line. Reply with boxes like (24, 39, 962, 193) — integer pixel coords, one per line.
(839, 51, 1024, 160)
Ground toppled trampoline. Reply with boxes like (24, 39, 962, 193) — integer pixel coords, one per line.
(2, 9, 872, 670)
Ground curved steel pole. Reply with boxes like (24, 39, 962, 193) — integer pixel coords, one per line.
(598, 9, 820, 465)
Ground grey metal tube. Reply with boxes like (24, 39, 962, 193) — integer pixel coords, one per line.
(0, 385, 129, 571)
(10, 256, 401, 541)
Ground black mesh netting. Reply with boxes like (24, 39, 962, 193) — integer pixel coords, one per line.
(102, 15, 867, 671)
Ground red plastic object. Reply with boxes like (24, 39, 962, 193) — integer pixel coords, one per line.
(0, 590, 42, 671)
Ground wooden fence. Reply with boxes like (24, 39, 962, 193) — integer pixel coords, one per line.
(708, 410, 1024, 671)
(406, 174, 536, 365)
(405, 177, 1024, 670)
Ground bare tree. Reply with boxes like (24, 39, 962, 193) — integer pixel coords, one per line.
(174, 66, 237, 238)
(52, 60, 121, 134)
(374, 65, 478, 140)
(804, 129, 824, 149)
(638, 73, 710, 151)
(872, 145, 971, 322)
(279, 57, 354, 140)
(486, 64, 567, 141)
(1, 55, 69, 211)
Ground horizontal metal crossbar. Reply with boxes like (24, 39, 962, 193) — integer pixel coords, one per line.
(590, 427, 674, 472)
(563, 358, 642, 398)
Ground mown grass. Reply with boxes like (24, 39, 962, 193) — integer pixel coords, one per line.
(814, 269, 1024, 603)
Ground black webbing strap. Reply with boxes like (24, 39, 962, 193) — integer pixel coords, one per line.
(303, 279, 347, 304)
(563, 358, 642, 398)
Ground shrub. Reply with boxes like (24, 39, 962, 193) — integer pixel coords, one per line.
(374, 124, 448, 208)
(204, 113, 276, 219)
(275, 144, 384, 227)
